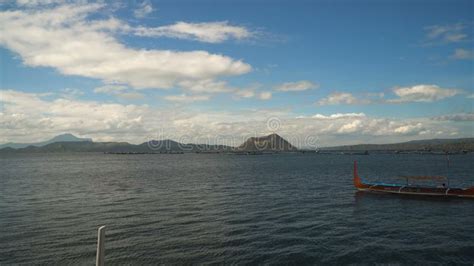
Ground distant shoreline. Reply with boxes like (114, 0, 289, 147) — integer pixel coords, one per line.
(1, 149, 472, 155)
(1, 134, 473, 154)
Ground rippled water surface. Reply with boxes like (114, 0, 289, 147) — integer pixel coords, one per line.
(1, 153, 474, 264)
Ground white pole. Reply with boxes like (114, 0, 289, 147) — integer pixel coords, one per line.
(96, 226, 106, 266)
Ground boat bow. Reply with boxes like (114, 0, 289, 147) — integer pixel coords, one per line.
(353, 161, 367, 189)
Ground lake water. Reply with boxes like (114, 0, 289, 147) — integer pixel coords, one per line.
(1, 153, 473, 264)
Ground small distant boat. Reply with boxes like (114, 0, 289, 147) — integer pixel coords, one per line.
(353, 161, 474, 198)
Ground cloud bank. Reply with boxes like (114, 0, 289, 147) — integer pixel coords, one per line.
(1, 89, 466, 146)
(316, 84, 462, 106)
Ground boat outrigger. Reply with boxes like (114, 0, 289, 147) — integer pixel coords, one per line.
(353, 161, 474, 198)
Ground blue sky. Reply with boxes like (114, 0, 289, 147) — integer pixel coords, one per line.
(0, 0, 472, 146)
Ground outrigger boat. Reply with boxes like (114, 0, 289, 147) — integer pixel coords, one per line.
(353, 161, 474, 198)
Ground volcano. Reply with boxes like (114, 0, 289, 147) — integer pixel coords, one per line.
(237, 133, 297, 151)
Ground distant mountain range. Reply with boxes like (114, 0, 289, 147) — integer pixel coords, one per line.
(0, 133, 295, 153)
(0, 133, 92, 149)
(0, 138, 233, 153)
(321, 138, 474, 152)
(1, 133, 473, 153)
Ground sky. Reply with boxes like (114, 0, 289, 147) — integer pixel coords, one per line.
(0, 0, 473, 147)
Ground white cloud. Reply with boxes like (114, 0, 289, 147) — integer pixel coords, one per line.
(94, 84, 144, 100)
(275, 80, 318, 92)
(311, 113, 366, 120)
(94, 85, 128, 94)
(232, 87, 272, 100)
(164, 94, 211, 103)
(116, 92, 145, 100)
(233, 89, 255, 99)
(432, 113, 474, 122)
(318, 85, 463, 105)
(1, 90, 50, 109)
(309, 115, 433, 137)
(135, 21, 252, 43)
(15, 0, 65, 6)
(424, 23, 468, 44)
(258, 91, 272, 100)
(178, 79, 233, 93)
(176, 79, 272, 100)
(0, 4, 251, 90)
(298, 113, 442, 138)
(393, 123, 423, 135)
(60, 87, 84, 98)
(337, 120, 363, 134)
(451, 48, 474, 60)
(134, 0, 153, 18)
(317, 92, 369, 105)
(388, 84, 462, 103)
(0, 89, 150, 143)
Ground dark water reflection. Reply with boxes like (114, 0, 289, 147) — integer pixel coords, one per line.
(0, 153, 473, 264)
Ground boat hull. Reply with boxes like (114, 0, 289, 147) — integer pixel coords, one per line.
(353, 161, 474, 198)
